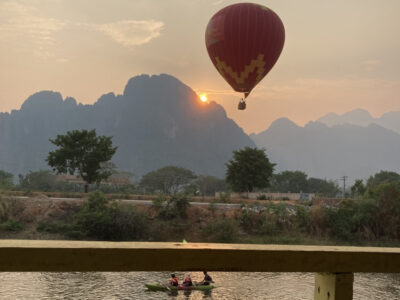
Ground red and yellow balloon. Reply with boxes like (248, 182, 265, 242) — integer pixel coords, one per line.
(205, 3, 285, 108)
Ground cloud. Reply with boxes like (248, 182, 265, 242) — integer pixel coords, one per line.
(0, 1, 164, 59)
(94, 20, 164, 47)
(212, 0, 227, 5)
(0, 1, 65, 58)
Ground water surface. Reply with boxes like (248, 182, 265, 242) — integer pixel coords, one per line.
(0, 272, 399, 299)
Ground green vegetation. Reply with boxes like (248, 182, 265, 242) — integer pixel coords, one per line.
(0, 219, 24, 231)
(38, 191, 147, 240)
(351, 179, 366, 198)
(366, 171, 400, 190)
(226, 147, 275, 192)
(195, 175, 227, 196)
(0, 196, 25, 233)
(269, 171, 340, 197)
(1, 178, 400, 246)
(0, 170, 13, 190)
(47, 129, 117, 192)
(152, 194, 191, 219)
(270, 171, 308, 193)
(203, 218, 239, 243)
(140, 166, 196, 194)
(18, 170, 63, 192)
(3, 139, 400, 247)
(307, 177, 339, 197)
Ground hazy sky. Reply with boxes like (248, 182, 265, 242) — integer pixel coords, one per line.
(1, 0, 399, 133)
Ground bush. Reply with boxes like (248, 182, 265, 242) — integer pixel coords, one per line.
(203, 218, 239, 243)
(38, 191, 149, 241)
(325, 200, 358, 241)
(0, 219, 24, 231)
(257, 194, 267, 200)
(37, 221, 73, 233)
(172, 195, 190, 218)
(294, 205, 310, 230)
(112, 206, 148, 240)
(218, 192, 231, 202)
(156, 194, 191, 220)
(152, 194, 167, 209)
(0, 197, 10, 222)
(260, 215, 279, 236)
(240, 206, 264, 234)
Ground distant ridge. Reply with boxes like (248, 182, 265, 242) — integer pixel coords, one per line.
(0, 74, 254, 177)
(251, 117, 400, 182)
(317, 109, 400, 134)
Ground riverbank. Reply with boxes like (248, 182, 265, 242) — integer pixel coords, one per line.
(1, 192, 400, 248)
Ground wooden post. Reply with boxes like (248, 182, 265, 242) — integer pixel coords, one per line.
(314, 273, 354, 300)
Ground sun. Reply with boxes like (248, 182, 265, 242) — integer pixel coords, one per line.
(200, 94, 208, 103)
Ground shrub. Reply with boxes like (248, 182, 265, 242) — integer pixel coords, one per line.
(294, 205, 310, 230)
(203, 218, 239, 243)
(38, 191, 149, 241)
(208, 201, 217, 217)
(156, 194, 191, 220)
(218, 192, 231, 202)
(257, 194, 267, 200)
(325, 200, 358, 241)
(37, 221, 73, 233)
(152, 194, 167, 210)
(112, 206, 148, 240)
(260, 215, 279, 236)
(240, 206, 264, 234)
(0, 219, 24, 231)
(171, 195, 190, 218)
(0, 197, 10, 222)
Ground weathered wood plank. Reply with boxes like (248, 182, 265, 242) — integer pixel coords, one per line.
(0, 240, 399, 272)
(314, 273, 354, 300)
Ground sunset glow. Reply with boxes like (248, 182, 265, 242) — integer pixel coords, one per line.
(200, 94, 208, 102)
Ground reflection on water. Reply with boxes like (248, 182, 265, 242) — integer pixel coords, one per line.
(0, 272, 399, 299)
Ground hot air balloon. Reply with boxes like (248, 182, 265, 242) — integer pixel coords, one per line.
(205, 3, 285, 110)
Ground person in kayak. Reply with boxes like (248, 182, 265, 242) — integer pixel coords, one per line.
(170, 274, 179, 286)
(201, 271, 213, 285)
(183, 273, 193, 286)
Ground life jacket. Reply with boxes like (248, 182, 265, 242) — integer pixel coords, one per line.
(184, 277, 192, 285)
(170, 277, 179, 286)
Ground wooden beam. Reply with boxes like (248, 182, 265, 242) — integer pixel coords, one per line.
(314, 273, 354, 300)
(0, 240, 400, 272)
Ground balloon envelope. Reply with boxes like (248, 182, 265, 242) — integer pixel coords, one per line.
(205, 3, 285, 96)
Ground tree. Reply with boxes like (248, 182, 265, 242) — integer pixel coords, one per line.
(307, 177, 340, 197)
(0, 170, 13, 190)
(226, 147, 275, 193)
(351, 179, 366, 198)
(195, 175, 227, 196)
(366, 171, 400, 190)
(18, 170, 57, 191)
(270, 171, 308, 193)
(47, 129, 117, 193)
(139, 166, 196, 194)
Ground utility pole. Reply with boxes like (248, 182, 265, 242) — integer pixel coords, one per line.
(340, 176, 348, 198)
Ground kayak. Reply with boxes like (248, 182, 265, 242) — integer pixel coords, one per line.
(145, 282, 216, 291)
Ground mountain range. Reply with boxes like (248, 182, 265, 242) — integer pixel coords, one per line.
(0, 74, 254, 178)
(250, 118, 400, 182)
(317, 109, 400, 134)
(1, 73, 400, 183)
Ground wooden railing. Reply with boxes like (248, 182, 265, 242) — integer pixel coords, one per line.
(1, 240, 400, 299)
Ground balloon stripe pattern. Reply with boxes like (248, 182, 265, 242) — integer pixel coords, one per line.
(205, 3, 285, 96)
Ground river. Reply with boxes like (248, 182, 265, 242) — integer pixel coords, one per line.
(0, 272, 399, 299)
